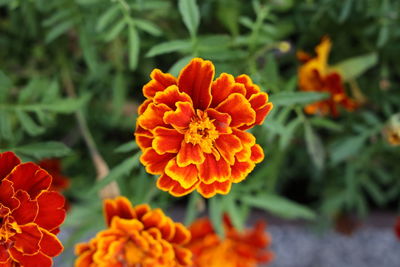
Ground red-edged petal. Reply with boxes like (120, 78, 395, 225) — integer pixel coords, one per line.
(13, 223, 42, 255)
(163, 102, 195, 130)
(250, 144, 264, 163)
(231, 160, 255, 183)
(39, 228, 63, 257)
(12, 190, 38, 225)
(138, 99, 152, 115)
(165, 159, 198, 189)
(137, 103, 172, 131)
(235, 74, 260, 98)
(207, 108, 231, 134)
(210, 73, 246, 107)
(143, 69, 177, 99)
(135, 124, 153, 150)
(170, 223, 191, 245)
(34, 191, 66, 231)
(215, 134, 242, 165)
(197, 153, 230, 184)
(156, 174, 197, 197)
(9, 249, 52, 267)
(197, 180, 232, 198)
(5, 163, 51, 199)
(177, 58, 214, 110)
(0, 247, 10, 264)
(0, 152, 20, 181)
(176, 142, 204, 167)
(104, 196, 135, 226)
(140, 148, 175, 175)
(173, 246, 192, 266)
(216, 93, 255, 128)
(153, 85, 192, 109)
(0, 179, 19, 210)
(248, 93, 273, 126)
(152, 127, 183, 154)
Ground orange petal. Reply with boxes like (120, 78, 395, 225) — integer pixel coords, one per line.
(247, 92, 273, 126)
(34, 191, 66, 231)
(174, 246, 192, 266)
(250, 144, 264, 164)
(216, 93, 255, 128)
(231, 160, 255, 183)
(135, 124, 153, 150)
(74, 249, 94, 267)
(12, 190, 38, 225)
(153, 85, 192, 109)
(138, 99, 152, 115)
(140, 148, 175, 175)
(215, 134, 242, 165)
(143, 69, 177, 99)
(6, 163, 51, 199)
(177, 58, 214, 110)
(13, 223, 42, 255)
(0, 151, 20, 181)
(156, 174, 197, 197)
(176, 142, 205, 167)
(153, 127, 183, 154)
(163, 102, 195, 130)
(170, 223, 191, 244)
(198, 153, 231, 184)
(9, 249, 52, 267)
(165, 159, 198, 189)
(197, 180, 232, 198)
(110, 217, 143, 233)
(104, 196, 136, 226)
(39, 228, 63, 257)
(138, 103, 171, 131)
(210, 73, 246, 107)
(141, 209, 165, 229)
(232, 129, 256, 146)
(207, 108, 232, 134)
(235, 74, 261, 98)
(134, 204, 151, 220)
(0, 247, 10, 264)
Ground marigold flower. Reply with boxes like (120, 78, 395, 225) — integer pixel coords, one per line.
(298, 37, 357, 117)
(75, 196, 192, 267)
(135, 58, 273, 198)
(186, 216, 273, 267)
(0, 151, 66, 267)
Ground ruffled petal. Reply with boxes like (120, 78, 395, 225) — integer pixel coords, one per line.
(140, 148, 175, 175)
(215, 134, 242, 165)
(197, 181, 232, 198)
(104, 196, 136, 226)
(216, 93, 255, 128)
(176, 142, 205, 167)
(138, 99, 152, 115)
(39, 228, 63, 257)
(12, 190, 38, 225)
(250, 144, 264, 164)
(235, 74, 261, 98)
(163, 102, 195, 130)
(210, 73, 246, 107)
(197, 153, 231, 184)
(34, 191, 66, 231)
(0, 247, 10, 264)
(156, 174, 197, 197)
(0, 151, 20, 181)
(5, 163, 51, 199)
(244, 92, 273, 128)
(207, 108, 231, 134)
(231, 160, 255, 183)
(152, 127, 183, 154)
(170, 223, 191, 245)
(178, 58, 214, 110)
(165, 159, 198, 189)
(9, 249, 52, 267)
(0, 179, 19, 210)
(137, 103, 172, 131)
(174, 246, 192, 266)
(143, 69, 177, 99)
(13, 223, 42, 255)
(153, 85, 192, 110)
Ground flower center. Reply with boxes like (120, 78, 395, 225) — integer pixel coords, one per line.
(184, 111, 219, 153)
(0, 215, 20, 247)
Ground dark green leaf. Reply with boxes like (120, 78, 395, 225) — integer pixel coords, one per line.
(134, 19, 162, 36)
(269, 92, 329, 106)
(13, 141, 71, 159)
(96, 5, 120, 32)
(304, 122, 325, 170)
(114, 141, 138, 153)
(146, 40, 191, 57)
(128, 25, 140, 70)
(16, 110, 45, 136)
(45, 20, 75, 43)
(330, 136, 367, 165)
(178, 0, 200, 38)
(332, 53, 378, 81)
(209, 196, 224, 237)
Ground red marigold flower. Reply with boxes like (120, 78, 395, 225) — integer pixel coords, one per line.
(395, 217, 400, 240)
(186, 216, 274, 267)
(75, 196, 192, 267)
(135, 58, 273, 198)
(0, 151, 66, 267)
(298, 37, 357, 117)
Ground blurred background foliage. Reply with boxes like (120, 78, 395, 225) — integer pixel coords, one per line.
(1, 0, 400, 262)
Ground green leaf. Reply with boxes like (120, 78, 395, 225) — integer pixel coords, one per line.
(0, 112, 12, 141)
(330, 135, 367, 165)
(16, 110, 45, 136)
(279, 117, 302, 149)
(96, 5, 120, 32)
(128, 25, 140, 70)
(269, 92, 329, 107)
(224, 195, 244, 231)
(209, 197, 224, 237)
(32, 94, 90, 113)
(178, 0, 200, 38)
(184, 192, 200, 225)
(0, 71, 12, 102)
(304, 122, 325, 170)
(134, 19, 162, 36)
(104, 19, 126, 42)
(45, 20, 75, 43)
(241, 194, 316, 220)
(114, 141, 138, 153)
(338, 0, 353, 23)
(12, 142, 71, 159)
(146, 40, 191, 57)
(332, 53, 378, 81)
(310, 117, 344, 132)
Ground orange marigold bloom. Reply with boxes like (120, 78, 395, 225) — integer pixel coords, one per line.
(0, 152, 66, 267)
(186, 216, 274, 267)
(298, 37, 357, 117)
(75, 196, 192, 267)
(135, 58, 273, 198)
